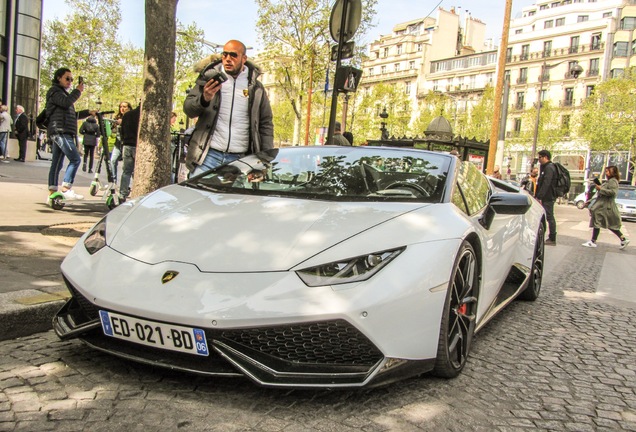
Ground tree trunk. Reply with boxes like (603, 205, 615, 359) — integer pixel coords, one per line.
(132, 0, 178, 197)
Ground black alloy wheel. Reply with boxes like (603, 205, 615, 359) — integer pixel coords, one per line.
(432, 241, 478, 378)
(518, 224, 544, 301)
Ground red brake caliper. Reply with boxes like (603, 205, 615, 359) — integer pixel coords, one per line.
(457, 303, 467, 315)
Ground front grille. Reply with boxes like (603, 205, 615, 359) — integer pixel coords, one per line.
(220, 320, 383, 366)
(63, 276, 100, 320)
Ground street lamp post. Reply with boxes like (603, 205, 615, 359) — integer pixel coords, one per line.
(530, 61, 583, 168)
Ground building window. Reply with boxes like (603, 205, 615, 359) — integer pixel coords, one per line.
(540, 4, 549, 10)
(369, 68, 374, 76)
(396, 44, 402, 55)
(409, 61, 415, 69)
(545, 19, 554, 29)
(577, 15, 589, 22)
(543, 40, 552, 57)
(405, 81, 411, 95)
(611, 68, 624, 78)
(417, 43, 422, 52)
(394, 63, 400, 72)
(506, 47, 512, 62)
(564, 88, 574, 106)
(614, 41, 629, 57)
(556, 17, 565, 26)
(515, 29, 523, 34)
(540, 89, 547, 105)
(383, 47, 389, 57)
(518, 67, 528, 84)
(632, 39, 636, 55)
(588, 58, 599, 76)
(520, 44, 530, 61)
(551, 1, 560, 6)
(381, 65, 387, 74)
(516, 92, 525, 110)
(569, 36, 579, 53)
(586, 85, 595, 98)
(514, 118, 522, 135)
(591, 33, 601, 50)
(621, 17, 636, 30)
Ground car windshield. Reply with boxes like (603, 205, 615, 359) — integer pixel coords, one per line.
(617, 188, 636, 201)
(183, 146, 451, 203)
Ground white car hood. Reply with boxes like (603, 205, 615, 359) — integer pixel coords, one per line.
(108, 185, 423, 272)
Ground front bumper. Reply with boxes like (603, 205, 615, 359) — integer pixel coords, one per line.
(53, 287, 435, 388)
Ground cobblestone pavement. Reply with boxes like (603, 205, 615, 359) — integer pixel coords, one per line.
(1, 206, 635, 431)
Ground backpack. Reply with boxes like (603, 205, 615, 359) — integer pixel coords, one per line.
(35, 108, 49, 130)
(553, 162, 571, 198)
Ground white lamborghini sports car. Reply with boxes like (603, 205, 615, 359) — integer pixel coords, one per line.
(54, 146, 546, 388)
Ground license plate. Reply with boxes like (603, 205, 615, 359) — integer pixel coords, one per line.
(99, 310, 209, 356)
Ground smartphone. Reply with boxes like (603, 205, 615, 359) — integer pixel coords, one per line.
(202, 69, 227, 84)
(78, 76, 84, 85)
(593, 177, 601, 185)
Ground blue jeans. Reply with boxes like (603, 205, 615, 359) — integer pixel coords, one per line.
(0, 132, 8, 157)
(48, 134, 81, 191)
(110, 145, 122, 182)
(120, 146, 136, 198)
(193, 148, 243, 176)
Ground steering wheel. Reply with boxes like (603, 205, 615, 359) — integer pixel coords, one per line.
(384, 182, 429, 197)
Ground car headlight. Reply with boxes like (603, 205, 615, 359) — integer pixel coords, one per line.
(296, 248, 404, 287)
(84, 218, 107, 255)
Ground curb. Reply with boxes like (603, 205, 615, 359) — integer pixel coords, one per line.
(0, 288, 70, 341)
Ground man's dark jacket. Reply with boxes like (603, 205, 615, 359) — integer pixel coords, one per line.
(536, 161, 557, 202)
(14, 113, 28, 140)
(120, 106, 140, 146)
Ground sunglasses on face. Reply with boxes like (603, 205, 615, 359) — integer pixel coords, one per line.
(65, 77, 73, 82)
(222, 51, 239, 59)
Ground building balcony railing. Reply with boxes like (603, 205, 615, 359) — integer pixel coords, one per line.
(587, 69, 599, 77)
(517, 76, 528, 84)
(514, 102, 525, 110)
(560, 99, 575, 107)
(506, 42, 605, 64)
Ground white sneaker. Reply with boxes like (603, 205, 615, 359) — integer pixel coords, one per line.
(620, 238, 630, 250)
(61, 189, 84, 201)
(582, 241, 597, 248)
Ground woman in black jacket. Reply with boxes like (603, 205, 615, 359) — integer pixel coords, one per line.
(46, 67, 85, 202)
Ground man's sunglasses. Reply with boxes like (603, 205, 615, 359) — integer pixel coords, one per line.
(65, 77, 73, 82)
(222, 51, 239, 59)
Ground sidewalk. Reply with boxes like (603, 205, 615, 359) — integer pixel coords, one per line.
(0, 155, 108, 340)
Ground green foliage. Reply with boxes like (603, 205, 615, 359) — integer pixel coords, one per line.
(463, 85, 494, 141)
(256, 0, 378, 144)
(508, 100, 569, 152)
(578, 70, 636, 152)
(353, 82, 411, 142)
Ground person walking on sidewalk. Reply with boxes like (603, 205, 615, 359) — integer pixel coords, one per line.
(535, 149, 558, 245)
(582, 165, 630, 250)
(118, 104, 140, 201)
(0, 105, 12, 161)
(46, 67, 85, 202)
(79, 110, 99, 173)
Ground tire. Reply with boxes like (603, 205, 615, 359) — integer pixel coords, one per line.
(432, 241, 478, 378)
(106, 195, 118, 210)
(518, 224, 544, 301)
(51, 197, 65, 210)
(576, 200, 585, 209)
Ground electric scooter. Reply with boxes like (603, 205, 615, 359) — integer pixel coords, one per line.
(49, 111, 120, 210)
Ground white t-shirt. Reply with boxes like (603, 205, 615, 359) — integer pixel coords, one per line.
(208, 67, 250, 153)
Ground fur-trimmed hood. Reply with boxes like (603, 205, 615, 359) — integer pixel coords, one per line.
(193, 54, 263, 75)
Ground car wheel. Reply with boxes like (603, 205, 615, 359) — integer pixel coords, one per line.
(432, 241, 478, 378)
(576, 200, 585, 209)
(518, 224, 544, 301)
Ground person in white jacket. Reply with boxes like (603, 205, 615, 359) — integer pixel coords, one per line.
(0, 105, 13, 161)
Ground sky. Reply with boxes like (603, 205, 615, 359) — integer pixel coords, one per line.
(43, 0, 537, 53)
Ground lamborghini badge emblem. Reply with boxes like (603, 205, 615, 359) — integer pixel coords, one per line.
(162, 271, 179, 284)
(243, 89, 249, 97)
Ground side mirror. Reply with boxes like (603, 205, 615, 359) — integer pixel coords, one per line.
(479, 192, 532, 229)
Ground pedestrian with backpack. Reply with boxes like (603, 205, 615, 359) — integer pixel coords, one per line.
(535, 149, 558, 245)
(582, 165, 630, 250)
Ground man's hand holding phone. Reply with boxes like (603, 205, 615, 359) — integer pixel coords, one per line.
(202, 70, 227, 102)
(77, 75, 85, 92)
